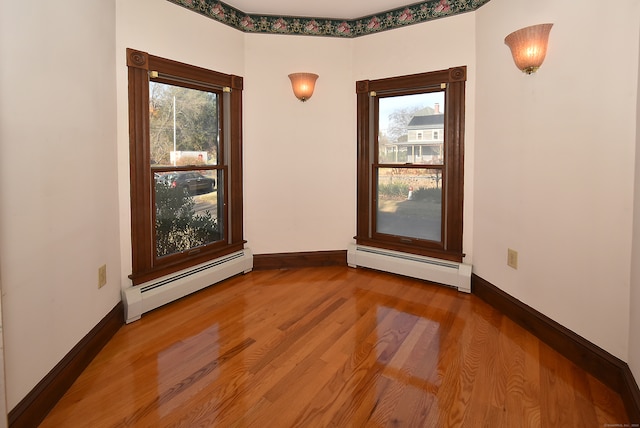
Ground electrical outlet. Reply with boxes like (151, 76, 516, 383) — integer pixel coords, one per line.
(98, 264, 107, 288)
(507, 249, 518, 270)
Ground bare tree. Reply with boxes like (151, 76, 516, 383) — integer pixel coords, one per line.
(149, 82, 219, 165)
(386, 105, 428, 143)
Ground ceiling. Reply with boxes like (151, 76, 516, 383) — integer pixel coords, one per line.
(221, 0, 423, 20)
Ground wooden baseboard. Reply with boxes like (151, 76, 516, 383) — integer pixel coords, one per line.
(471, 274, 640, 422)
(622, 363, 640, 424)
(8, 302, 124, 428)
(253, 250, 347, 271)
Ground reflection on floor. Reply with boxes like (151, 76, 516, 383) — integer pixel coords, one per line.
(41, 266, 630, 427)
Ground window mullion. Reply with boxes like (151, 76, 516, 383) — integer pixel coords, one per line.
(127, 51, 154, 277)
(369, 93, 377, 238)
(222, 89, 231, 244)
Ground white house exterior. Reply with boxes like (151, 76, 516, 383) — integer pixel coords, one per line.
(381, 103, 444, 164)
(405, 103, 443, 164)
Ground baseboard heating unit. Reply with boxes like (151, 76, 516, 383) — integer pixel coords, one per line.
(347, 244, 471, 293)
(123, 248, 253, 323)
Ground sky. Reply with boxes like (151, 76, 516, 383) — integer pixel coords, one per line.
(378, 91, 445, 132)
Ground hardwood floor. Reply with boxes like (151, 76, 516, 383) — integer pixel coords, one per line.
(40, 267, 630, 427)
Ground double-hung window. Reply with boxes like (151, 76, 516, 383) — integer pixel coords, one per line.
(127, 49, 245, 284)
(355, 67, 466, 262)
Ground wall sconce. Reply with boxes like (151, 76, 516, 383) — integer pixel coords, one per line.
(288, 73, 319, 102)
(504, 23, 553, 74)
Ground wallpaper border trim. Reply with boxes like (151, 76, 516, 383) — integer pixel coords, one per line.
(166, 0, 491, 38)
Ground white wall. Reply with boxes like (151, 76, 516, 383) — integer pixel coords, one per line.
(0, 0, 120, 409)
(116, 7, 477, 259)
(353, 13, 477, 263)
(630, 22, 640, 387)
(243, 34, 355, 254)
(474, 0, 640, 360)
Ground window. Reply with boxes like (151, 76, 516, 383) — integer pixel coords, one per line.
(127, 49, 245, 285)
(355, 67, 466, 262)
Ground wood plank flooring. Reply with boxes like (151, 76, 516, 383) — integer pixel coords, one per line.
(40, 267, 630, 427)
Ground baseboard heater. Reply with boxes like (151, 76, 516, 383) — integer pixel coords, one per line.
(123, 248, 253, 323)
(347, 244, 471, 293)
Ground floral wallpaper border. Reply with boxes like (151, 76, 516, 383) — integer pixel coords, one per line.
(166, 0, 491, 38)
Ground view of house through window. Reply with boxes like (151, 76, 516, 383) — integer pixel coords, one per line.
(150, 82, 223, 258)
(356, 67, 466, 262)
(377, 92, 444, 242)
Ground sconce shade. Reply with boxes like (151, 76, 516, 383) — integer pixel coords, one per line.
(504, 23, 553, 74)
(288, 73, 319, 102)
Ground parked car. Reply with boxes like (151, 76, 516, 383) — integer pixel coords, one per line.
(157, 171, 216, 194)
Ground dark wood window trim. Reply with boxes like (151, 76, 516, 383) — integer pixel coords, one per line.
(355, 67, 466, 263)
(126, 48, 245, 285)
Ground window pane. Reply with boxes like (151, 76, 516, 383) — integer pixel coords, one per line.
(378, 92, 444, 165)
(154, 170, 222, 258)
(149, 81, 220, 167)
(376, 167, 442, 241)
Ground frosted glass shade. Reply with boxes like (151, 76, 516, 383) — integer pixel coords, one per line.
(288, 73, 319, 102)
(504, 23, 553, 74)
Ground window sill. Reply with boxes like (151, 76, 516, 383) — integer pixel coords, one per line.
(129, 242, 246, 285)
(354, 236, 464, 263)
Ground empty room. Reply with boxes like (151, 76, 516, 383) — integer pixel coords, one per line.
(1, 0, 639, 426)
